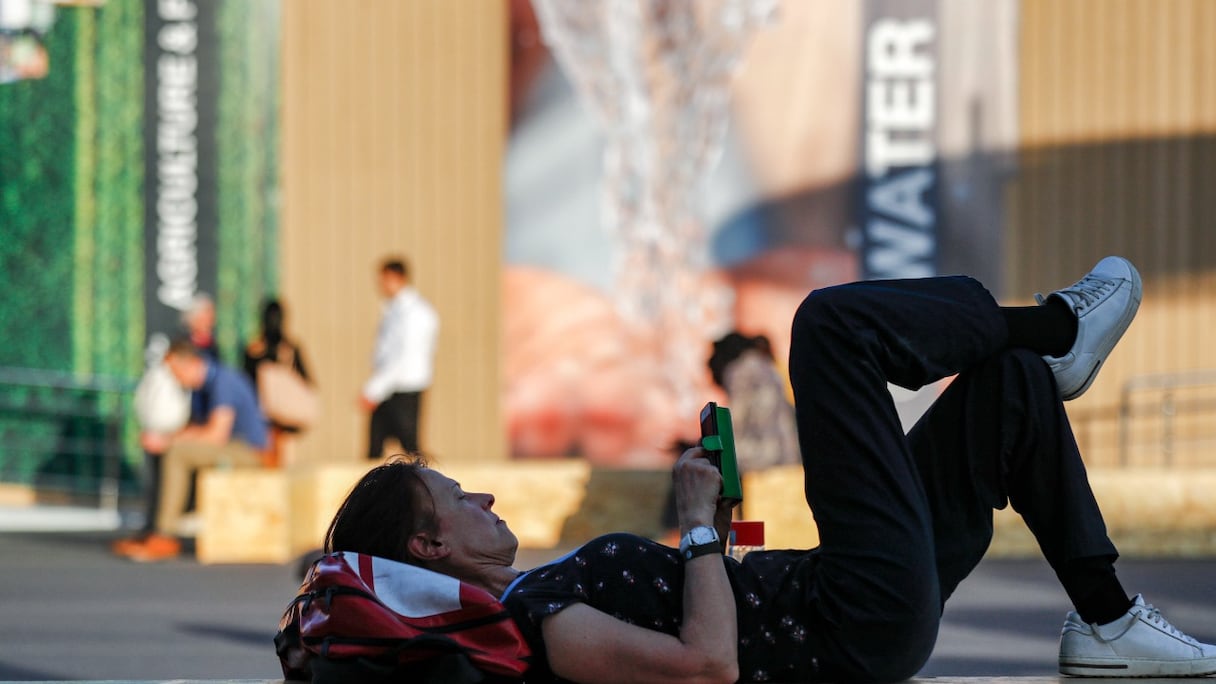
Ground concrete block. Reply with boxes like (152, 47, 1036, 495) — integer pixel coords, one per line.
(1087, 469, 1216, 557)
(742, 466, 1216, 557)
(556, 468, 666, 545)
(981, 469, 1216, 557)
(287, 461, 592, 554)
(444, 461, 590, 548)
(0, 483, 34, 506)
(288, 463, 376, 557)
(197, 468, 291, 564)
(741, 466, 819, 550)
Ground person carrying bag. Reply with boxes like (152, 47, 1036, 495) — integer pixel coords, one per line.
(257, 343, 320, 431)
(243, 299, 319, 467)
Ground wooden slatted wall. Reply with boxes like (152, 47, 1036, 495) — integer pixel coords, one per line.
(1014, 0, 1216, 465)
(279, 0, 507, 466)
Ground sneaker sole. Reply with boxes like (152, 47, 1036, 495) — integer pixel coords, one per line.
(1059, 261, 1143, 401)
(1061, 657, 1216, 677)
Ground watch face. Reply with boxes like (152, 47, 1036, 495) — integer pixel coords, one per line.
(690, 526, 717, 545)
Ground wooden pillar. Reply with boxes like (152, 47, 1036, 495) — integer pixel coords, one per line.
(279, 0, 508, 465)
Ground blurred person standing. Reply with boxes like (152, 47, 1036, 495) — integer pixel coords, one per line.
(114, 339, 268, 561)
(359, 257, 439, 459)
(244, 298, 315, 466)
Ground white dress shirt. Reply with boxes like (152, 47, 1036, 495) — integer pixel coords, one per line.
(362, 286, 439, 403)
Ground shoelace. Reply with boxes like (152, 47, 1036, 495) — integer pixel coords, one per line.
(1141, 603, 1202, 647)
(1034, 275, 1119, 312)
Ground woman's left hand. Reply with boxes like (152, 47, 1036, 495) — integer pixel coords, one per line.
(713, 496, 738, 549)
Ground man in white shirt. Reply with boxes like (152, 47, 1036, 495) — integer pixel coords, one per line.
(360, 258, 439, 459)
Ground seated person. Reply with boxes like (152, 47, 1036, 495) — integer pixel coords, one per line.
(321, 257, 1216, 682)
(707, 330, 800, 473)
(116, 339, 269, 561)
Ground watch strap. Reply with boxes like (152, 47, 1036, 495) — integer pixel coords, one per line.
(679, 525, 721, 557)
(682, 540, 723, 561)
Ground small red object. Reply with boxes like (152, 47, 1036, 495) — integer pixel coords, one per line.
(730, 520, 765, 547)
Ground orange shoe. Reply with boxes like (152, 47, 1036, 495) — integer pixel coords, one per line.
(119, 533, 181, 562)
(111, 534, 150, 557)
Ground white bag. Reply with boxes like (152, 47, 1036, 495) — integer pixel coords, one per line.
(133, 362, 191, 434)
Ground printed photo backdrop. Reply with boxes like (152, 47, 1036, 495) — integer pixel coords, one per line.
(503, 0, 1016, 466)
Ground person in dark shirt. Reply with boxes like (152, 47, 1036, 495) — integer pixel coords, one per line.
(321, 258, 1216, 682)
(243, 299, 311, 392)
(244, 298, 314, 465)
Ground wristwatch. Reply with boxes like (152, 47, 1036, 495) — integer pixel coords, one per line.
(679, 525, 722, 561)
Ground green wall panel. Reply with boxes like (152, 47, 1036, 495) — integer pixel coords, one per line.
(0, 10, 78, 372)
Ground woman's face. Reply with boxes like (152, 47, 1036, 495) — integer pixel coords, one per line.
(418, 469, 519, 566)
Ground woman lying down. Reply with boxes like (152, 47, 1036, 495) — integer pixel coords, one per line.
(312, 258, 1216, 683)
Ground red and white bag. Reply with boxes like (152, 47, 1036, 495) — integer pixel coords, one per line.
(276, 551, 532, 683)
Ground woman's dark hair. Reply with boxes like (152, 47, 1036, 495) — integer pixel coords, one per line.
(324, 457, 436, 565)
(260, 299, 285, 349)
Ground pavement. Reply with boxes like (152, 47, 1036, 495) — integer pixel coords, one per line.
(0, 527, 1214, 681)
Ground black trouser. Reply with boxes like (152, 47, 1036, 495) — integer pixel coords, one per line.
(790, 276, 1117, 682)
(140, 450, 161, 534)
(368, 391, 423, 459)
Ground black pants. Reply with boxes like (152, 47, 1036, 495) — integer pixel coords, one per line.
(368, 391, 423, 459)
(140, 450, 161, 534)
(790, 276, 1117, 682)
(139, 450, 196, 533)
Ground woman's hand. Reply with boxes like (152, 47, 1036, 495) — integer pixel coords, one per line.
(541, 446, 741, 683)
(672, 446, 723, 533)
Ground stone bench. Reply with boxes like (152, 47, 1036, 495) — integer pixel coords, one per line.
(744, 465, 1216, 556)
(195, 461, 1216, 563)
(197, 468, 293, 563)
(197, 460, 600, 564)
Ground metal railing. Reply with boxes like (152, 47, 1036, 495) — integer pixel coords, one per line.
(0, 366, 137, 513)
(1118, 368, 1216, 467)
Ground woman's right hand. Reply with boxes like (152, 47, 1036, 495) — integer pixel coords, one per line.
(672, 446, 723, 532)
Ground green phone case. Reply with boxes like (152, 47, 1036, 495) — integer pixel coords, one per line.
(701, 404, 743, 504)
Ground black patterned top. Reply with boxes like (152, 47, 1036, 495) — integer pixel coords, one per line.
(501, 533, 824, 683)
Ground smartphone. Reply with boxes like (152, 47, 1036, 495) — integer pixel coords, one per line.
(700, 402, 744, 504)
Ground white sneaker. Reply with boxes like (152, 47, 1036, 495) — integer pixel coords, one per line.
(1059, 594, 1216, 677)
(1036, 256, 1142, 401)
